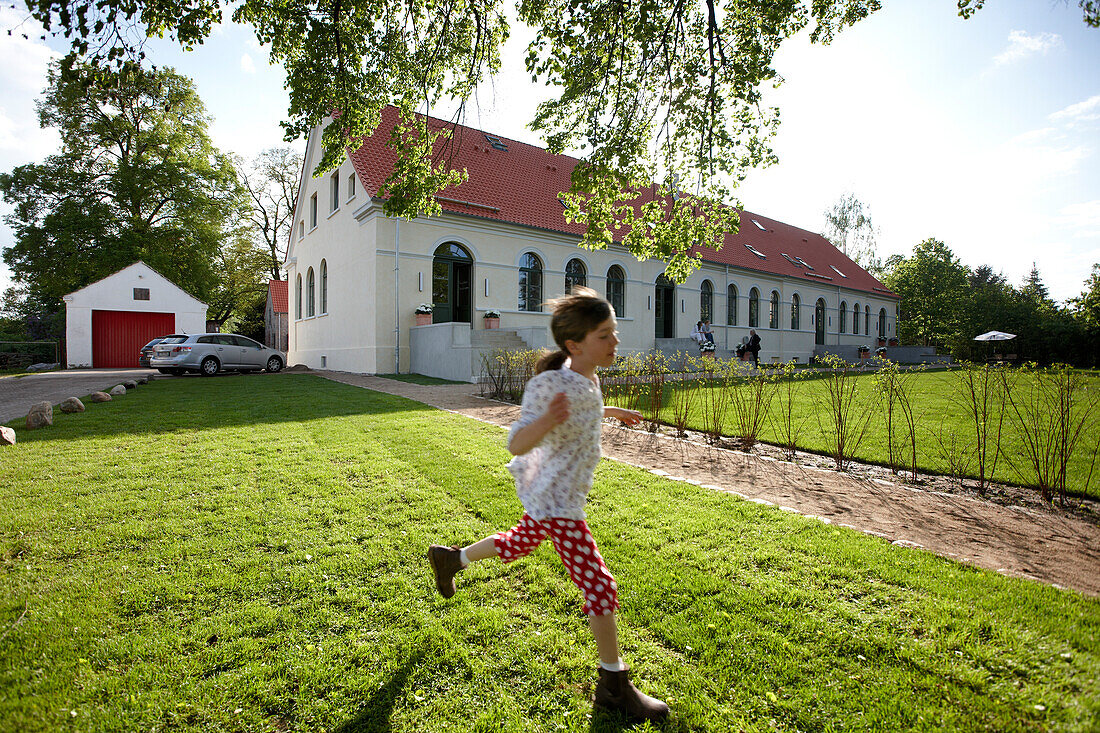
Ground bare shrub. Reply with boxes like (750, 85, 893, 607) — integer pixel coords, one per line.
(640, 351, 671, 433)
(933, 421, 973, 488)
(699, 357, 734, 446)
(728, 359, 779, 451)
(812, 354, 873, 470)
(1001, 364, 1100, 505)
(873, 360, 924, 482)
(770, 361, 809, 461)
(480, 348, 540, 402)
(949, 362, 1009, 495)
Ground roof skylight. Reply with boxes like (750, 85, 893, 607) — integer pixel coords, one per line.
(830, 265, 848, 278)
(781, 253, 802, 268)
(744, 244, 767, 259)
(484, 134, 508, 151)
(751, 219, 767, 231)
(795, 257, 814, 270)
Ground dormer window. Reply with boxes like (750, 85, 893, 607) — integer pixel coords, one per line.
(744, 244, 767, 259)
(830, 265, 848, 278)
(484, 134, 508, 151)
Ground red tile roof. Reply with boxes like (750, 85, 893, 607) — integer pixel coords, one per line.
(346, 107, 896, 299)
(268, 279, 288, 313)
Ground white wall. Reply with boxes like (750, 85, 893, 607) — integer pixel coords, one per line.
(283, 127, 899, 374)
(62, 262, 207, 368)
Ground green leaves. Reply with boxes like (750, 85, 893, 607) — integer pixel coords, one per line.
(1, 62, 245, 309)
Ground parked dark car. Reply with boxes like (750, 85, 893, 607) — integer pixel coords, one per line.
(138, 337, 167, 367)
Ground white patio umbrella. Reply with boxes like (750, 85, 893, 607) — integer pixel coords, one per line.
(973, 330, 1017, 341)
(973, 330, 1017, 362)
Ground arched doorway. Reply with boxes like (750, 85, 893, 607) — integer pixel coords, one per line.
(432, 242, 472, 323)
(815, 298, 826, 345)
(655, 274, 675, 338)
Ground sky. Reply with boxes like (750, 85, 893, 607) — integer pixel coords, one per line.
(1, 0, 1097, 304)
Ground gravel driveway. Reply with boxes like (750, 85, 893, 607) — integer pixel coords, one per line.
(0, 368, 158, 424)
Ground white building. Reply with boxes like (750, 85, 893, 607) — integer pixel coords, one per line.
(285, 108, 899, 379)
(62, 261, 207, 368)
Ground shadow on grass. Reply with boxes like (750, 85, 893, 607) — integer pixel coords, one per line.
(589, 705, 687, 733)
(332, 650, 425, 733)
(10, 374, 436, 443)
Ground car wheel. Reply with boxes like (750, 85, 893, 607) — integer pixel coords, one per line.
(200, 357, 220, 376)
(266, 356, 283, 373)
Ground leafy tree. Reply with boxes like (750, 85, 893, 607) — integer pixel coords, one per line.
(0, 62, 243, 322)
(16, 1, 1096, 281)
(1070, 264, 1100, 367)
(822, 193, 880, 272)
(239, 147, 302, 281)
(881, 238, 968, 348)
(1020, 262, 1053, 308)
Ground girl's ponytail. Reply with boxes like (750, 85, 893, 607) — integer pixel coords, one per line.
(536, 348, 568, 374)
(534, 286, 613, 375)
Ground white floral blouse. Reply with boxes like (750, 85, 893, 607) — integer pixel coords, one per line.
(507, 364, 604, 520)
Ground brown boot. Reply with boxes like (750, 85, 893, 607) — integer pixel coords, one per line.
(593, 666, 670, 722)
(428, 545, 463, 598)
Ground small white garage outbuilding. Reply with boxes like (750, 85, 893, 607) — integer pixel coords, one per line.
(63, 261, 208, 368)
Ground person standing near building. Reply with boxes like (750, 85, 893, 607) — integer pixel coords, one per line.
(748, 329, 761, 367)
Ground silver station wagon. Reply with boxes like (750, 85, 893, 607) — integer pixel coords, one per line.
(150, 333, 285, 376)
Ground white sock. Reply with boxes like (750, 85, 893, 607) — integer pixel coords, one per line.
(599, 658, 626, 672)
(459, 547, 470, 567)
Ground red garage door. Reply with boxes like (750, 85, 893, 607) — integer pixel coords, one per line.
(92, 310, 176, 368)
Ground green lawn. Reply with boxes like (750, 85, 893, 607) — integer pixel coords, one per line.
(608, 368, 1100, 499)
(1, 375, 1098, 731)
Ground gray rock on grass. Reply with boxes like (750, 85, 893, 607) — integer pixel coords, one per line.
(123, 380, 138, 389)
(0, 426, 14, 445)
(109, 384, 127, 396)
(59, 397, 85, 413)
(25, 401, 53, 430)
(89, 392, 112, 403)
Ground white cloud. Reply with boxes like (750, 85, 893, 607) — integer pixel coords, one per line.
(992, 30, 1061, 67)
(240, 54, 256, 74)
(1057, 201, 1100, 239)
(1049, 95, 1100, 124)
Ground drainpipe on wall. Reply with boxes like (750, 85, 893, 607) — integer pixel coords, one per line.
(394, 219, 401, 374)
(724, 265, 730, 352)
(837, 285, 842, 347)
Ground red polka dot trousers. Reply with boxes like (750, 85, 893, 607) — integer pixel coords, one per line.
(495, 514, 619, 616)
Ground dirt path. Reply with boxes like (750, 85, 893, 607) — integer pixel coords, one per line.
(317, 371, 1100, 598)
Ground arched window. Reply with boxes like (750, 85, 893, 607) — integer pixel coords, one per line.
(839, 301, 847, 333)
(295, 274, 302, 320)
(790, 293, 801, 330)
(726, 284, 738, 326)
(852, 302, 860, 335)
(878, 307, 887, 338)
(518, 253, 543, 312)
(565, 258, 587, 294)
(606, 265, 625, 317)
(769, 290, 780, 329)
(700, 280, 713, 322)
(306, 267, 315, 317)
(320, 259, 328, 314)
(865, 305, 871, 335)
(748, 287, 760, 328)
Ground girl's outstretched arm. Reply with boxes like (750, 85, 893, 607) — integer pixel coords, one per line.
(508, 392, 570, 455)
(604, 406, 643, 426)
